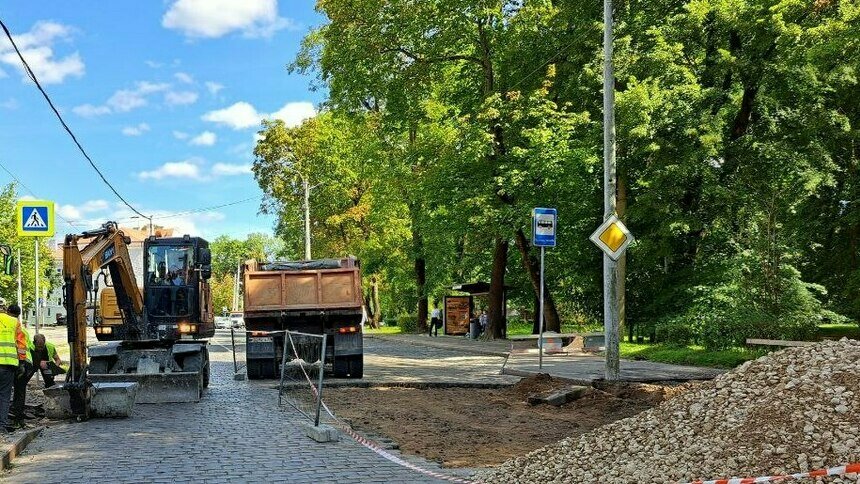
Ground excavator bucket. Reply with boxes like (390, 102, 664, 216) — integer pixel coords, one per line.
(87, 372, 202, 403)
(88, 342, 208, 404)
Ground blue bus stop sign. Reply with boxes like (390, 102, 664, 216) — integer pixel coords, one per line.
(532, 208, 557, 247)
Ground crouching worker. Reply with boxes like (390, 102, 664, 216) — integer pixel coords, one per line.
(32, 333, 65, 388)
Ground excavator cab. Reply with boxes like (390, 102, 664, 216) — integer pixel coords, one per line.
(92, 235, 214, 342)
(143, 236, 214, 340)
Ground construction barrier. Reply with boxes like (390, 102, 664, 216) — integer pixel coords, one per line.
(688, 462, 860, 484)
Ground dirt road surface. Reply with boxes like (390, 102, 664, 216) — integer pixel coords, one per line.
(323, 375, 694, 468)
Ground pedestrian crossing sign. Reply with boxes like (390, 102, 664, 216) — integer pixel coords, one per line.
(16, 200, 55, 237)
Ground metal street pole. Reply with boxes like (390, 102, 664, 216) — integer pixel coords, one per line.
(603, 0, 621, 381)
(34, 238, 40, 334)
(302, 175, 311, 260)
(538, 246, 545, 369)
(149, 215, 153, 236)
(16, 248, 22, 319)
(233, 260, 241, 312)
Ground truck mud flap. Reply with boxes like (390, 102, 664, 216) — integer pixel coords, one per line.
(88, 372, 203, 404)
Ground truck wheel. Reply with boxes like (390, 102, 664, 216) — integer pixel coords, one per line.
(348, 355, 363, 379)
(333, 357, 349, 378)
(202, 348, 210, 388)
(246, 360, 262, 380)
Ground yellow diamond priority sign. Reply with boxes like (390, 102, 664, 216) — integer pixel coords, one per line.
(589, 215, 633, 260)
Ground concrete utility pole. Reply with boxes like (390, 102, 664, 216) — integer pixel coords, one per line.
(603, 0, 621, 381)
(302, 176, 311, 260)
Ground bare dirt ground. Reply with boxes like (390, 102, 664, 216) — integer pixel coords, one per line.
(323, 374, 696, 468)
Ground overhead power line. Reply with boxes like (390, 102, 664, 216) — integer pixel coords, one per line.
(0, 17, 146, 219)
(0, 159, 79, 229)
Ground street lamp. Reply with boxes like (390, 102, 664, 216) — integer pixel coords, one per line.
(131, 215, 153, 236)
(281, 155, 312, 260)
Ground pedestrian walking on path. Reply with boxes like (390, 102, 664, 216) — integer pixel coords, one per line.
(428, 303, 442, 337)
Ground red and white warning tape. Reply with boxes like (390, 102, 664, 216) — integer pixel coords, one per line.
(688, 463, 860, 484)
(285, 333, 475, 483)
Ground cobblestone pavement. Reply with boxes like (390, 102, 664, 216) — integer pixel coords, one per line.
(3, 337, 463, 483)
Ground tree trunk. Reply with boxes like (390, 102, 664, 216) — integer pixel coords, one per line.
(487, 238, 508, 339)
(371, 274, 381, 327)
(617, 173, 628, 338)
(514, 229, 561, 332)
(415, 255, 428, 333)
(532, 294, 540, 335)
(364, 293, 377, 329)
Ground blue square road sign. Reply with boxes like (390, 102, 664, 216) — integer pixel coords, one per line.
(532, 207, 557, 247)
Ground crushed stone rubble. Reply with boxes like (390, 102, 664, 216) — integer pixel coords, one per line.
(477, 339, 860, 483)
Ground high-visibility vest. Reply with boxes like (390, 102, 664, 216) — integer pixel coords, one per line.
(20, 324, 35, 352)
(46, 341, 58, 362)
(0, 313, 20, 366)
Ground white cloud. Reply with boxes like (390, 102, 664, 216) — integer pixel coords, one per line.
(202, 101, 316, 130)
(56, 199, 111, 221)
(201, 102, 261, 130)
(172, 130, 189, 140)
(165, 90, 198, 106)
(190, 131, 217, 146)
(0, 98, 18, 110)
(121, 123, 151, 136)
(174, 72, 194, 84)
(270, 102, 316, 128)
(162, 0, 293, 39)
(212, 163, 252, 176)
(73, 81, 170, 117)
(0, 21, 85, 84)
(145, 60, 163, 69)
(72, 103, 110, 117)
(205, 81, 224, 96)
(138, 160, 203, 181)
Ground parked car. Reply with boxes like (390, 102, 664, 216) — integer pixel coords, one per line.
(214, 316, 231, 329)
(229, 312, 244, 329)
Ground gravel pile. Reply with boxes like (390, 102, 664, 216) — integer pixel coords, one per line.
(478, 339, 860, 483)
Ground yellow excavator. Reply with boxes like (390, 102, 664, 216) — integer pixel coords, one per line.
(61, 222, 214, 418)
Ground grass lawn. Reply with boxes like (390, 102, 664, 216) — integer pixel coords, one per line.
(619, 342, 767, 369)
(818, 323, 860, 340)
(365, 325, 403, 335)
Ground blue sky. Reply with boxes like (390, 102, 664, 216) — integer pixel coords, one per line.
(0, 0, 326, 241)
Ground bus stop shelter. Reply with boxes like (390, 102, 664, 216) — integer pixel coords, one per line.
(445, 282, 510, 337)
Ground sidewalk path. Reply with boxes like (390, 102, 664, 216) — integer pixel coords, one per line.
(369, 333, 723, 383)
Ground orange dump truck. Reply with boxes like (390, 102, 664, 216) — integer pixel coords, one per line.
(243, 257, 364, 379)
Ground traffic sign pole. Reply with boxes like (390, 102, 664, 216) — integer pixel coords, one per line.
(34, 238, 39, 334)
(538, 246, 545, 369)
(16, 249, 22, 321)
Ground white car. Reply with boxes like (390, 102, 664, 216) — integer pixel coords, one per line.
(229, 312, 244, 329)
(214, 316, 231, 329)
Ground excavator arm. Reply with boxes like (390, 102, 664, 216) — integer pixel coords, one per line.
(63, 222, 143, 386)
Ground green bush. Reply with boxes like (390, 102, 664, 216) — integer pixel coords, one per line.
(397, 313, 418, 333)
(654, 317, 695, 345)
(383, 317, 398, 327)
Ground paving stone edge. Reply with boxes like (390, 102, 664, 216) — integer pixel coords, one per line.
(2, 426, 44, 470)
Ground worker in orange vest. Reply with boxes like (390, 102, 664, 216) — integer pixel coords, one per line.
(0, 302, 29, 433)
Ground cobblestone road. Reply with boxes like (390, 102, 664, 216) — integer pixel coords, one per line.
(3, 334, 459, 483)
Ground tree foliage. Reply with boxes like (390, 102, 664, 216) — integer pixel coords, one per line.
(253, 0, 860, 341)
